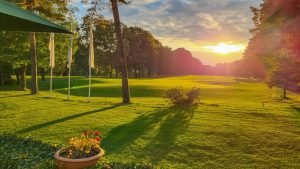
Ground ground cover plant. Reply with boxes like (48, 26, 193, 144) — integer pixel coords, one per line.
(1, 76, 300, 169)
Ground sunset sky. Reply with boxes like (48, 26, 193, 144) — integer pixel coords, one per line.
(74, 0, 262, 65)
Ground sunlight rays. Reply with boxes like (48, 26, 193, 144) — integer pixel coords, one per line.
(202, 43, 246, 55)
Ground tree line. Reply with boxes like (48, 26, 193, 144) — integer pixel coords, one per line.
(73, 7, 205, 78)
(226, 0, 300, 98)
(1, 0, 299, 99)
(0, 0, 206, 87)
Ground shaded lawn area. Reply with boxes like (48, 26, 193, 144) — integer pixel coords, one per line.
(1, 76, 300, 169)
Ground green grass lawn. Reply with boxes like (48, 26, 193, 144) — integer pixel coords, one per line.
(1, 76, 300, 168)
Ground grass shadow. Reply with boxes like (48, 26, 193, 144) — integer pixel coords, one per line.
(0, 102, 8, 110)
(292, 106, 300, 112)
(291, 106, 300, 125)
(102, 107, 170, 154)
(0, 77, 105, 92)
(56, 86, 165, 98)
(17, 104, 122, 134)
(0, 93, 31, 98)
(102, 105, 197, 160)
(38, 77, 106, 91)
(142, 105, 197, 162)
(234, 78, 260, 83)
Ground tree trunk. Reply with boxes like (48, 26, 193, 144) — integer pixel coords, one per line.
(109, 64, 113, 78)
(29, 32, 39, 94)
(134, 69, 138, 78)
(283, 80, 288, 99)
(41, 67, 46, 81)
(141, 69, 144, 78)
(0, 63, 3, 86)
(147, 69, 152, 78)
(7, 65, 12, 83)
(115, 67, 118, 78)
(111, 0, 130, 103)
(15, 68, 20, 84)
(20, 64, 26, 90)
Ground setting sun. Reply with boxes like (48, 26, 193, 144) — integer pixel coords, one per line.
(202, 43, 246, 54)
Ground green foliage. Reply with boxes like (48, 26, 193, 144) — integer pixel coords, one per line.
(0, 31, 29, 65)
(92, 161, 154, 169)
(244, 0, 300, 97)
(165, 86, 185, 104)
(1, 76, 300, 168)
(0, 133, 153, 169)
(77, 11, 117, 76)
(76, 2, 203, 78)
(123, 26, 162, 77)
(0, 134, 58, 169)
(166, 86, 200, 106)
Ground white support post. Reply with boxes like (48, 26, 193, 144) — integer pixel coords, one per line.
(88, 66, 92, 100)
(50, 66, 53, 97)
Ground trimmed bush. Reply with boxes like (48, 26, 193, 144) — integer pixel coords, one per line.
(166, 86, 200, 106)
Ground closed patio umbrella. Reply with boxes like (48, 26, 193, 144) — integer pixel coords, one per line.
(0, 0, 71, 34)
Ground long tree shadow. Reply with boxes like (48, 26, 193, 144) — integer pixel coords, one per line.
(102, 107, 170, 154)
(142, 105, 197, 162)
(291, 106, 300, 127)
(17, 104, 122, 134)
(0, 93, 31, 98)
(102, 105, 197, 157)
(56, 85, 165, 98)
(38, 78, 106, 91)
(0, 77, 104, 92)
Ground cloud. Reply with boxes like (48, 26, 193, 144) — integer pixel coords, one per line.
(196, 13, 221, 30)
(75, 0, 262, 65)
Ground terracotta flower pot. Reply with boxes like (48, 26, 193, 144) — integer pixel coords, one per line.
(54, 147, 105, 169)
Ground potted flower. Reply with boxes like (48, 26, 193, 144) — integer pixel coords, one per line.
(54, 131, 105, 169)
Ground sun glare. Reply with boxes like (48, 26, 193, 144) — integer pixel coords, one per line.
(202, 43, 245, 54)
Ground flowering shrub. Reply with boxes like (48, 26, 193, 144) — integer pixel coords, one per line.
(166, 86, 200, 106)
(60, 131, 101, 159)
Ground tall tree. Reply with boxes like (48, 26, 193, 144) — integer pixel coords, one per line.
(0, 31, 28, 90)
(123, 26, 162, 77)
(110, 0, 130, 103)
(245, 0, 300, 98)
(25, 0, 38, 94)
(11, 0, 69, 94)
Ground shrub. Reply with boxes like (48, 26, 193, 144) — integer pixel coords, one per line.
(186, 87, 201, 104)
(165, 86, 185, 105)
(166, 86, 200, 106)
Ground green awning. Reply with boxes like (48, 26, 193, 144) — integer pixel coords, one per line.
(0, 0, 72, 34)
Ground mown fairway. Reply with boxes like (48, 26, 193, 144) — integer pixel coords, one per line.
(1, 76, 300, 168)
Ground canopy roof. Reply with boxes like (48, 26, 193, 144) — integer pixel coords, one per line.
(0, 0, 72, 34)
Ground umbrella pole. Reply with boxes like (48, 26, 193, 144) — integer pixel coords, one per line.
(88, 66, 91, 100)
(68, 24, 73, 101)
(68, 66, 71, 100)
(50, 66, 53, 97)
